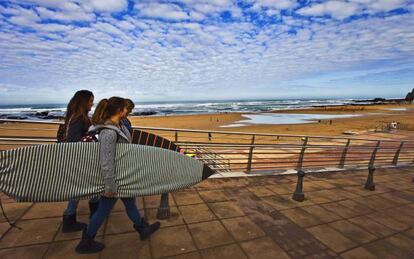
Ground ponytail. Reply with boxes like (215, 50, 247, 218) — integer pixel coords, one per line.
(91, 97, 126, 125)
(91, 99, 108, 125)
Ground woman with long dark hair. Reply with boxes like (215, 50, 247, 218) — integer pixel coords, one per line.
(76, 97, 160, 254)
(61, 90, 99, 233)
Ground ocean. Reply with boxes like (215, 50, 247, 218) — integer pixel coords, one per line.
(0, 99, 370, 121)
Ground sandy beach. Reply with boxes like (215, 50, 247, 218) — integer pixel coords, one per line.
(129, 103, 414, 136)
(0, 103, 413, 141)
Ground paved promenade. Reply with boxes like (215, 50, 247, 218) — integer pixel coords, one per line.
(1, 167, 413, 258)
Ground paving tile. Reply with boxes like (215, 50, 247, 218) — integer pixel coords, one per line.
(143, 195, 174, 209)
(367, 212, 410, 232)
(348, 215, 396, 238)
(264, 222, 332, 257)
(363, 238, 413, 259)
(280, 194, 315, 207)
(198, 190, 229, 203)
(178, 204, 216, 224)
(381, 208, 414, 226)
(337, 199, 373, 215)
(306, 190, 335, 204)
(265, 184, 295, 195)
(328, 220, 378, 244)
(165, 251, 202, 259)
(322, 202, 357, 218)
(246, 186, 274, 197)
(44, 238, 102, 259)
(384, 234, 414, 254)
(341, 247, 377, 259)
(188, 221, 234, 249)
(403, 228, 414, 239)
(342, 186, 378, 197)
(145, 207, 184, 228)
(221, 216, 265, 241)
(208, 201, 245, 219)
(352, 195, 396, 211)
(105, 211, 135, 235)
(261, 195, 297, 210)
(280, 207, 323, 227)
(21, 202, 67, 220)
(100, 232, 151, 259)
(0, 244, 48, 259)
(173, 192, 204, 206)
(301, 205, 342, 223)
(199, 243, 247, 259)
(150, 225, 197, 258)
(312, 180, 339, 190)
(0, 222, 11, 238)
(247, 210, 290, 229)
(240, 236, 290, 259)
(0, 218, 60, 248)
(306, 224, 357, 253)
(315, 189, 348, 201)
(378, 192, 412, 205)
(0, 202, 32, 223)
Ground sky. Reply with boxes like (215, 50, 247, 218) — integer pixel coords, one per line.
(0, 0, 414, 104)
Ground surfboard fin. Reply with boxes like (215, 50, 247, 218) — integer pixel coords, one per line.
(202, 164, 215, 180)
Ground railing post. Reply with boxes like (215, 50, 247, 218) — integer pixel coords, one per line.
(174, 131, 178, 143)
(208, 132, 212, 141)
(246, 135, 255, 173)
(292, 170, 305, 201)
(157, 193, 171, 219)
(365, 141, 380, 191)
(392, 141, 404, 166)
(365, 165, 376, 191)
(292, 137, 308, 201)
(297, 137, 308, 170)
(369, 141, 381, 167)
(338, 139, 351, 168)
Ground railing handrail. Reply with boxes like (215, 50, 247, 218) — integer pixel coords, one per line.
(1, 118, 412, 143)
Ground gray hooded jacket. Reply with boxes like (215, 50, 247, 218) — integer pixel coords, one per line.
(89, 122, 131, 193)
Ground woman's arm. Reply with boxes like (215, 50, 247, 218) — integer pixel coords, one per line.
(99, 129, 118, 194)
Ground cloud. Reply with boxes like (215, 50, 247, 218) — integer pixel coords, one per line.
(135, 2, 190, 20)
(0, 0, 413, 103)
(252, 0, 297, 10)
(297, 1, 360, 19)
(36, 6, 95, 22)
(82, 0, 128, 13)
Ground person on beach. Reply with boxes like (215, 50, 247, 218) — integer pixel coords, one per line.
(60, 90, 99, 232)
(76, 97, 160, 254)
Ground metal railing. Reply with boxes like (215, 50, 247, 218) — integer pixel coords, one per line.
(1, 118, 414, 210)
(1, 119, 414, 174)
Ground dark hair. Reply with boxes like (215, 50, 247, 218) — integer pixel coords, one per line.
(92, 97, 126, 125)
(63, 90, 93, 130)
(125, 99, 135, 114)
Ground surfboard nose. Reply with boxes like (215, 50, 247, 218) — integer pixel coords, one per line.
(202, 164, 215, 180)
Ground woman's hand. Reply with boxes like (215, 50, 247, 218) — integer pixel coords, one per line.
(103, 191, 116, 198)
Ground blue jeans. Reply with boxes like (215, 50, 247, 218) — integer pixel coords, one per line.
(64, 198, 100, 216)
(86, 197, 142, 237)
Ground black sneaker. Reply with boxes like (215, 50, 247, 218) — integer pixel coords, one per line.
(62, 214, 86, 233)
(134, 219, 160, 240)
(75, 229, 105, 254)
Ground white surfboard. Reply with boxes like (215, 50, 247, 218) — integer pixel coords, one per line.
(0, 143, 214, 202)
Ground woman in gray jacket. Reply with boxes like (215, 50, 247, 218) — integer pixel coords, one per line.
(76, 97, 160, 254)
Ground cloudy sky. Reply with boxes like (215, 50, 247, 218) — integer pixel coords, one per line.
(0, 0, 413, 104)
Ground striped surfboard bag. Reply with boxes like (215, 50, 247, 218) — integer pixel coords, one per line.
(0, 143, 213, 202)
